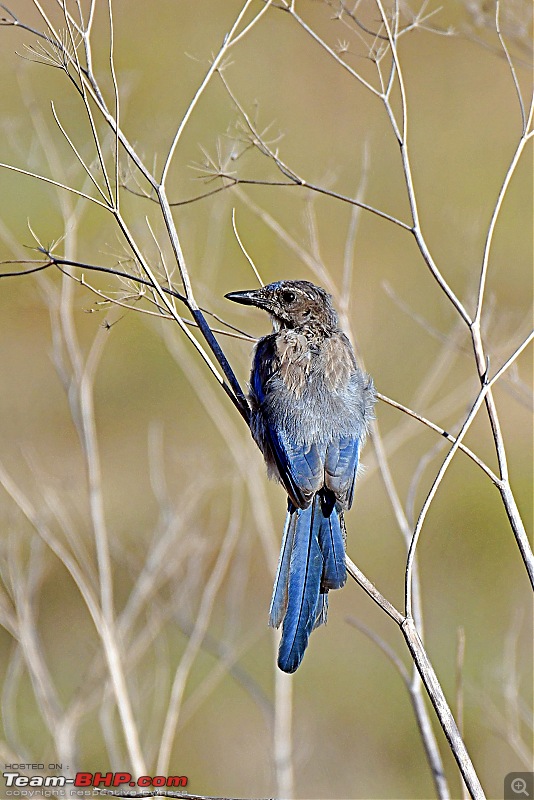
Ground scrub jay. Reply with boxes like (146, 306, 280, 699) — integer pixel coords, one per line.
(226, 280, 375, 672)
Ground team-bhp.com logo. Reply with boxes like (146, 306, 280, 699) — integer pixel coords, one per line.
(3, 770, 188, 794)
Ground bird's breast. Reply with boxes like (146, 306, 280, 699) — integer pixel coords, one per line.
(274, 330, 353, 397)
(275, 331, 311, 396)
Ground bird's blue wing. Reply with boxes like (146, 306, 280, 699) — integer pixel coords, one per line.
(315, 436, 358, 591)
(324, 435, 360, 509)
(251, 339, 324, 508)
(270, 430, 325, 506)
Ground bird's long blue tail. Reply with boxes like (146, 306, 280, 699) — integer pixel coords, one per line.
(269, 493, 346, 673)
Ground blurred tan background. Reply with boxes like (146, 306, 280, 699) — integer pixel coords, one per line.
(0, 2, 532, 798)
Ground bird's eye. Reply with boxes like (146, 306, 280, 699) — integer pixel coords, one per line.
(281, 290, 296, 304)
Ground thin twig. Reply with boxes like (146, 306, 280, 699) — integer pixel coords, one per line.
(456, 627, 469, 800)
(231, 207, 264, 287)
(347, 616, 450, 800)
(406, 330, 534, 614)
(160, 0, 269, 185)
(495, 0, 526, 133)
(402, 618, 485, 800)
(377, 392, 499, 483)
(473, 93, 534, 326)
(157, 483, 243, 774)
(0, 161, 110, 207)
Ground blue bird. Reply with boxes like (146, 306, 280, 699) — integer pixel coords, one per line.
(226, 280, 375, 672)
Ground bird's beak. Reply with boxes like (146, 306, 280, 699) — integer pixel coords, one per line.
(225, 288, 269, 309)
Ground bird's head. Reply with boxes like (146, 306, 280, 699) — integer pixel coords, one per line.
(225, 280, 338, 332)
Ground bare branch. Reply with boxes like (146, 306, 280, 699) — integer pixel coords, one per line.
(406, 330, 534, 612)
(160, 0, 271, 185)
(231, 207, 264, 287)
(377, 392, 499, 483)
(157, 483, 243, 774)
(0, 161, 110, 208)
(474, 96, 534, 326)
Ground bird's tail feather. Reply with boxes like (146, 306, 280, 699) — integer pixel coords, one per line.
(276, 499, 323, 673)
(269, 509, 296, 629)
(272, 495, 347, 673)
(318, 496, 347, 591)
(313, 592, 329, 630)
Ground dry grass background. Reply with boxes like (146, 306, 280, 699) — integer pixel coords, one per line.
(0, 2, 532, 799)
